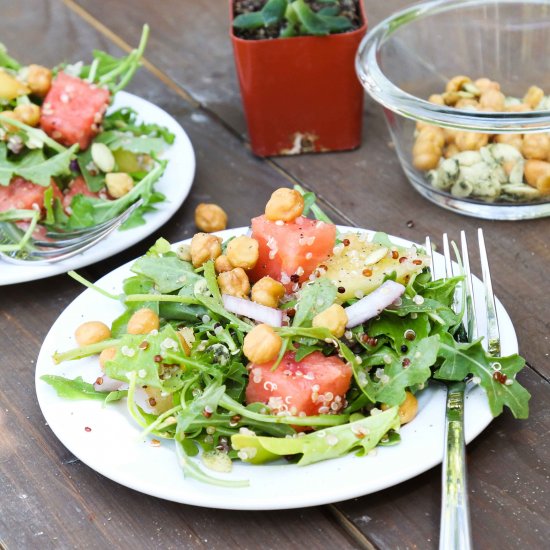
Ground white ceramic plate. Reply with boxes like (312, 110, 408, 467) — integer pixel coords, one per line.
(35, 228, 516, 510)
(0, 91, 195, 286)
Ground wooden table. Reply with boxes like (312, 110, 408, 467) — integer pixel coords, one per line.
(1, 1, 548, 548)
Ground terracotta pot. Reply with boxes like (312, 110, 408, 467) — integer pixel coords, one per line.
(230, 1, 368, 157)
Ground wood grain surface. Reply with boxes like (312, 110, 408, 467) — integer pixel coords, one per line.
(0, 1, 548, 549)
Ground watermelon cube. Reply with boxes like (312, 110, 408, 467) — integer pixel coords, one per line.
(246, 351, 352, 431)
(39, 72, 110, 150)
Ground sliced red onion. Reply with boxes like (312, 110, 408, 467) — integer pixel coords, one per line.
(93, 374, 127, 393)
(345, 280, 406, 328)
(222, 294, 283, 327)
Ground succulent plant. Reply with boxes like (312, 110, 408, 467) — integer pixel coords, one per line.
(233, 0, 356, 38)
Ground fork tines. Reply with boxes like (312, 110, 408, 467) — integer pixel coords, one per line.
(0, 199, 143, 265)
(425, 229, 501, 353)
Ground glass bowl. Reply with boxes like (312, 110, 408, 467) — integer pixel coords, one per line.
(356, 0, 550, 220)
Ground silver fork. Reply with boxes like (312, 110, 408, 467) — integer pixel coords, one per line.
(0, 199, 143, 265)
(425, 228, 500, 550)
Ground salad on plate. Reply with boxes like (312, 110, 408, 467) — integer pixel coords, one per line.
(0, 25, 175, 254)
(42, 187, 530, 487)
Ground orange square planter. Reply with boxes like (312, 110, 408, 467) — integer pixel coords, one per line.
(230, 1, 368, 157)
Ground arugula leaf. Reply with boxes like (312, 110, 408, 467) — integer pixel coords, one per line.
(373, 336, 440, 406)
(105, 325, 186, 388)
(436, 333, 530, 418)
(96, 130, 169, 155)
(0, 142, 77, 186)
(0, 43, 20, 70)
(292, 278, 337, 327)
(67, 159, 166, 227)
(231, 407, 400, 466)
(80, 25, 150, 93)
(40, 375, 106, 401)
(176, 383, 227, 436)
(103, 107, 175, 144)
(131, 253, 196, 293)
(368, 312, 431, 350)
(294, 344, 323, 361)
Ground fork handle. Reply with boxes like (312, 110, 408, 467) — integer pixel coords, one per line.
(439, 381, 472, 550)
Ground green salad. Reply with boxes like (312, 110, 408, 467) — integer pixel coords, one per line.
(0, 25, 174, 253)
(43, 187, 530, 487)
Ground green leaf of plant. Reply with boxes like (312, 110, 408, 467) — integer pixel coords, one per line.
(293, 0, 330, 35)
(233, 11, 265, 30)
(319, 15, 353, 33)
(262, 0, 288, 26)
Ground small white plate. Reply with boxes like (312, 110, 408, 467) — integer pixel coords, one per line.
(35, 228, 515, 510)
(0, 91, 195, 286)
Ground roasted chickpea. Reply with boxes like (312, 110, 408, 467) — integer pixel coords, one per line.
(442, 91, 461, 106)
(105, 172, 134, 198)
(428, 94, 445, 106)
(495, 133, 523, 151)
(382, 391, 418, 424)
(455, 98, 478, 109)
(413, 152, 441, 171)
(524, 160, 550, 194)
(455, 131, 489, 151)
(416, 126, 445, 149)
(217, 268, 250, 298)
(127, 308, 160, 335)
(265, 188, 304, 222)
(443, 128, 459, 145)
(13, 103, 40, 126)
(194, 203, 227, 233)
(474, 78, 500, 93)
(99, 346, 117, 371)
(312, 304, 348, 338)
(214, 254, 233, 273)
(505, 103, 531, 113)
(446, 75, 471, 93)
(521, 133, 550, 160)
(479, 89, 505, 111)
(75, 321, 111, 346)
(27, 64, 52, 97)
(444, 143, 460, 158)
(190, 232, 222, 268)
(251, 276, 285, 309)
(243, 324, 282, 364)
(0, 110, 18, 132)
(523, 86, 544, 109)
(226, 236, 259, 270)
(400, 391, 419, 424)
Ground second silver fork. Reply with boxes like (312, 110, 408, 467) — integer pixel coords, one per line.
(0, 199, 143, 265)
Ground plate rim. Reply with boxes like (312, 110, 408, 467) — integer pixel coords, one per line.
(0, 90, 196, 286)
(35, 226, 515, 510)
